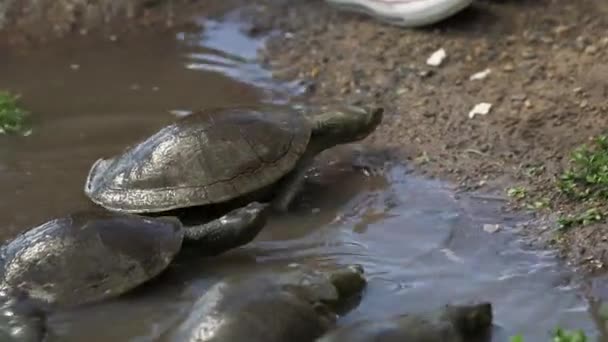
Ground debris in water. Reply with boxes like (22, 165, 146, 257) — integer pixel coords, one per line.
(440, 248, 464, 263)
(483, 224, 501, 233)
(469, 68, 491, 81)
(169, 110, 192, 117)
(468, 102, 492, 119)
(426, 48, 447, 66)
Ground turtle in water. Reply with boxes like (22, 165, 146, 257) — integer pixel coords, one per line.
(317, 302, 494, 342)
(84, 104, 384, 221)
(165, 263, 367, 342)
(0, 205, 266, 341)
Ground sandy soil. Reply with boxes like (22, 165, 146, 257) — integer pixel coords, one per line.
(4, 0, 608, 274)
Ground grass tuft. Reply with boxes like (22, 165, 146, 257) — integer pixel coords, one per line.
(0, 91, 29, 135)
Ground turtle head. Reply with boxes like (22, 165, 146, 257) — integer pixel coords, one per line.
(279, 263, 366, 307)
(310, 105, 384, 152)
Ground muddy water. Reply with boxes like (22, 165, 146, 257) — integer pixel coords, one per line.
(0, 10, 602, 342)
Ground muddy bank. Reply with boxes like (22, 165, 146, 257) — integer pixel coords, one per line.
(0, 0, 247, 46)
(240, 0, 608, 274)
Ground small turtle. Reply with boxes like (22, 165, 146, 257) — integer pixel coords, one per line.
(165, 263, 367, 342)
(0, 205, 266, 341)
(317, 302, 494, 342)
(84, 104, 383, 221)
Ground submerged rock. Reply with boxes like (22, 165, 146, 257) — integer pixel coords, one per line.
(317, 302, 493, 342)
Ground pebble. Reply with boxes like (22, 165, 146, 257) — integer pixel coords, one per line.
(502, 63, 515, 72)
(584, 45, 598, 55)
(483, 224, 501, 234)
(426, 48, 447, 67)
(469, 68, 491, 81)
(511, 94, 527, 101)
(468, 102, 493, 119)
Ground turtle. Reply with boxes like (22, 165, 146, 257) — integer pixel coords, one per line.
(83, 104, 384, 227)
(0, 204, 266, 341)
(316, 302, 494, 342)
(164, 263, 367, 342)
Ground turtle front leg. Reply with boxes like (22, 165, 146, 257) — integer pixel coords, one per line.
(183, 202, 269, 256)
(271, 155, 315, 213)
(0, 294, 46, 342)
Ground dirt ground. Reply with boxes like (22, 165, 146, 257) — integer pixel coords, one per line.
(242, 0, 608, 275)
(3, 0, 608, 275)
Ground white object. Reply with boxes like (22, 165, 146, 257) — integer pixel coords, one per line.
(468, 102, 492, 119)
(483, 224, 501, 233)
(426, 48, 446, 66)
(325, 0, 474, 27)
(469, 68, 491, 80)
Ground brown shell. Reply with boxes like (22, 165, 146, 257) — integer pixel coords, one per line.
(84, 106, 311, 213)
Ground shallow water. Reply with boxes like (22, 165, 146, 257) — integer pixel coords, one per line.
(0, 9, 603, 342)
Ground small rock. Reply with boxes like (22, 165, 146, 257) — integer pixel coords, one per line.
(468, 102, 493, 119)
(418, 70, 434, 78)
(469, 68, 491, 81)
(109, 35, 118, 42)
(426, 48, 447, 67)
(521, 50, 536, 59)
(524, 100, 533, 108)
(69, 64, 80, 70)
(554, 25, 570, 36)
(396, 88, 407, 95)
(511, 94, 527, 101)
(580, 100, 588, 108)
(483, 224, 501, 234)
(502, 63, 515, 72)
(585, 45, 598, 55)
(573, 87, 583, 94)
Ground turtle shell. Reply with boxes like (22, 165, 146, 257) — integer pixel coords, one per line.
(84, 105, 311, 213)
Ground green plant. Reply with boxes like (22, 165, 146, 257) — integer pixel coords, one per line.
(557, 208, 603, 230)
(0, 91, 29, 134)
(558, 135, 608, 199)
(552, 327, 587, 342)
(510, 327, 587, 342)
(507, 186, 527, 200)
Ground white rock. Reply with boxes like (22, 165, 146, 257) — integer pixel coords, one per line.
(426, 48, 447, 66)
(468, 102, 493, 119)
(469, 68, 491, 80)
(483, 224, 501, 233)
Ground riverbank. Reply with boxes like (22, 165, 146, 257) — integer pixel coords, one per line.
(246, 0, 608, 274)
(3, 0, 608, 274)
